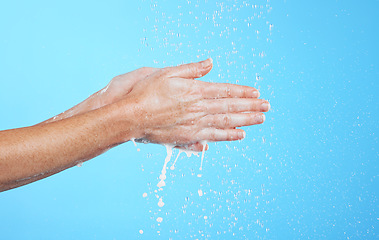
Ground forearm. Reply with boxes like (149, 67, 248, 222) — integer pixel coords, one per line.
(0, 102, 133, 192)
(37, 90, 105, 125)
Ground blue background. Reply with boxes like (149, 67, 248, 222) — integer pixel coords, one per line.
(0, 0, 377, 239)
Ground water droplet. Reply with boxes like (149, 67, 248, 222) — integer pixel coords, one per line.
(158, 198, 165, 207)
(198, 189, 203, 196)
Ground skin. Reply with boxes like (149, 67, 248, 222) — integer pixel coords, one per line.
(0, 58, 270, 192)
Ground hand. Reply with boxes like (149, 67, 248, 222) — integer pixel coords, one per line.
(97, 67, 158, 107)
(39, 67, 159, 125)
(118, 58, 270, 151)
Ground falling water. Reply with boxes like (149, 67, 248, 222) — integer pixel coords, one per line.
(138, 0, 275, 238)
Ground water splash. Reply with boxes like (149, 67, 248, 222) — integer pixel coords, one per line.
(199, 140, 207, 171)
(157, 144, 174, 188)
(138, 0, 274, 237)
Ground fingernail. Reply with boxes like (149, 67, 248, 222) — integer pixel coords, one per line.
(238, 131, 246, 139)
(252, 90, 260, 98)
(259, 114, 266, 123)
(261, 102, 271, 111)
(201, 58, 213, 69)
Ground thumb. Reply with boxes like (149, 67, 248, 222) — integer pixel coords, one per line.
(167, 58, 213, 79)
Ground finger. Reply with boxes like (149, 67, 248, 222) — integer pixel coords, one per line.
(196, 98, 270, 114)
(175, 142, 209, 152)
(198, 113, 265, 129)
(166, 58, 213, 79)
(196, 128, 246, 142)
(197, 81, 259, 98)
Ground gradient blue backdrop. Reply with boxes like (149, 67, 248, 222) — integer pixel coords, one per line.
(0, 0, 377, 239)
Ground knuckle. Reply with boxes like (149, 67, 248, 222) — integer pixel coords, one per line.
(193, 82, 205, 98)
(227, 102, 233, 112)
(222, 115, 231, 127)
(224, 86, 231, 97)
(209, 131, 216, 140)
(139, 67, 149, 72)
(163, 67, 171, 74)
(160, 67, 171, 76)
(188, 102, 203, 113)
(111, 75, 120, 83)
(139, 67, 154, 75)
(243, 88, 248, 97)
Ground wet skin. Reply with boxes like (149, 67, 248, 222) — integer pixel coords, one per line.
(0, 58, 270, 192)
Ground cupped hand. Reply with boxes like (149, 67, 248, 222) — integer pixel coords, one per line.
(120, 58, 270, 151)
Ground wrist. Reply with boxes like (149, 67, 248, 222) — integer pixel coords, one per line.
(104, 98, 143, 145)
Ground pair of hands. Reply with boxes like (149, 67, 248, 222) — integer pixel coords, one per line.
(0, 58, 270, 192)
(97, 58, 270, 151)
